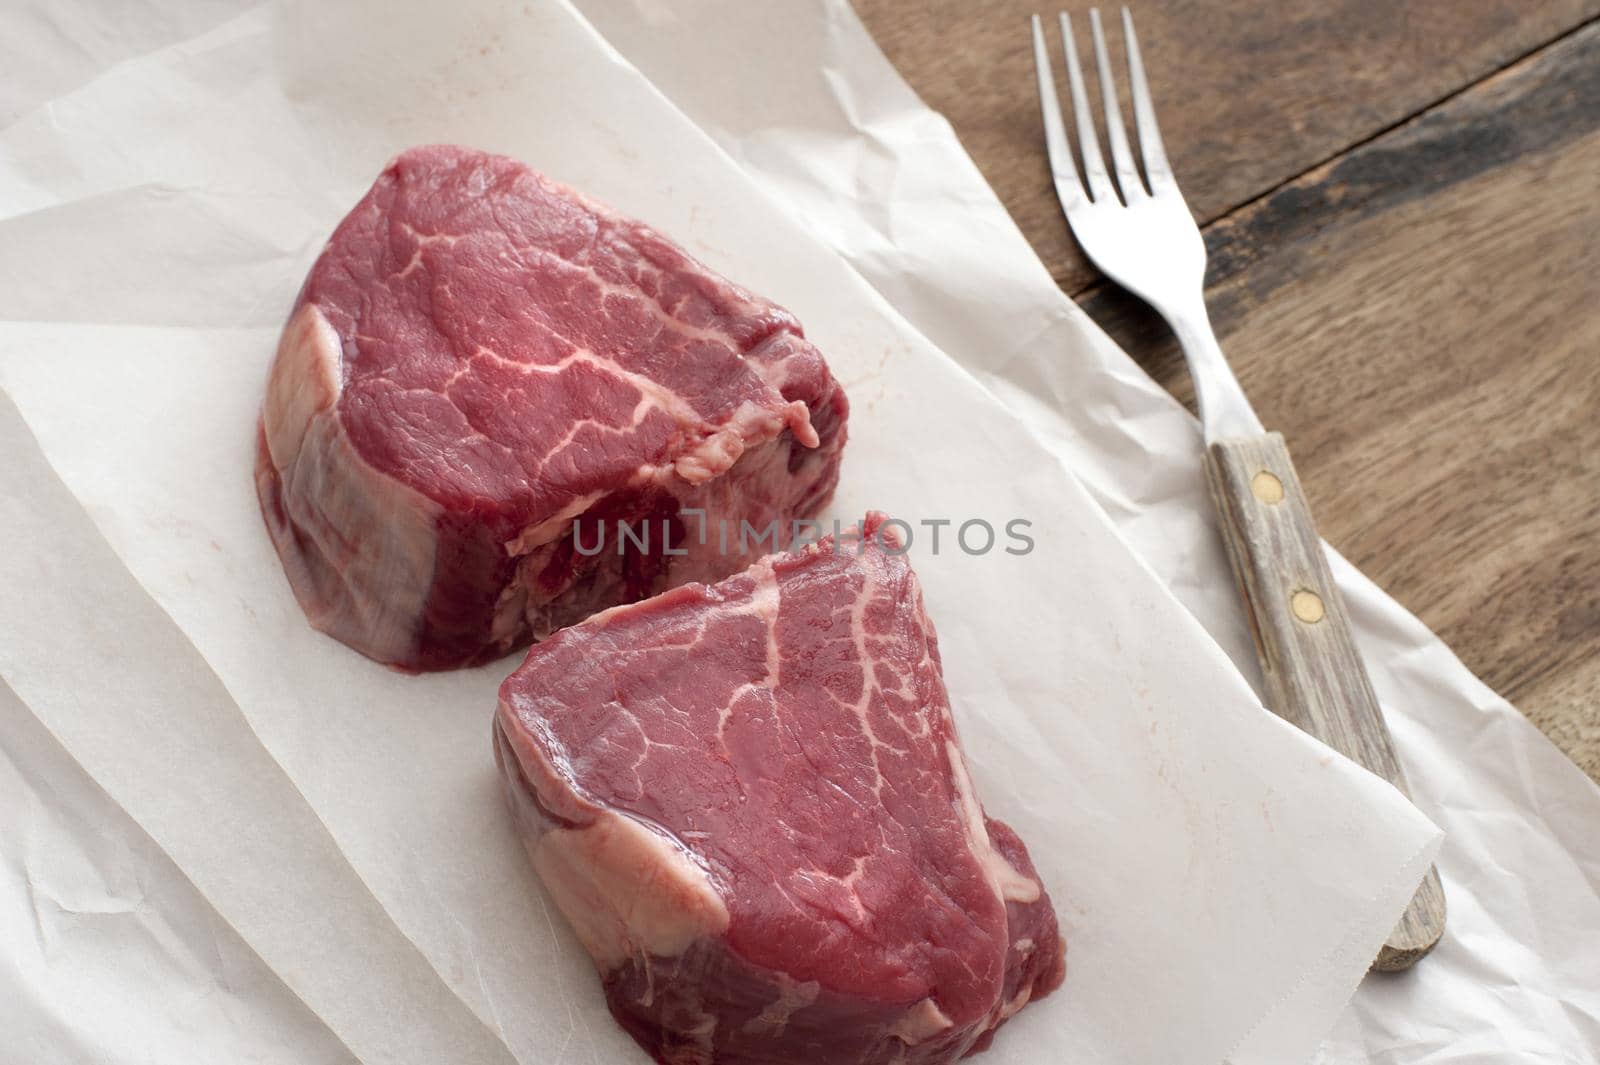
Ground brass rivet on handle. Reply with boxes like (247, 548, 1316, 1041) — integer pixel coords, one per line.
(1291, 588, 1326, 624)
(1251, 471, 1285, 504)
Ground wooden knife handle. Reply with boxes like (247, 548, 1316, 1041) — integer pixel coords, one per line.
(1203, 431, 1444, 971)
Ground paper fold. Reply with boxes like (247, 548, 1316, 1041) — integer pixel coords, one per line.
(0, 394, 520, 1065)
(0, 677, 358, 1065)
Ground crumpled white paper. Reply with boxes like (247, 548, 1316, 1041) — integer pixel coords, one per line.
(0, 677, 357, 1065)
(571, 1, 1600, 1061)
(0, 1, 1448, 1064)
(0, 393, 522, 1065)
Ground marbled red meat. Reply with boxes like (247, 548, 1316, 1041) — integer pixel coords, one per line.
(257, 145, 847, 670)
(495, 514, 1065, 1064)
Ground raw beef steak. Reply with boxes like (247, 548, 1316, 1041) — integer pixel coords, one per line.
(257, 145, 848, 671)
(494, 514, 1065, 1064)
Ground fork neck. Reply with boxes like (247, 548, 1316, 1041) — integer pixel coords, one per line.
(1166, 298, 1263, 443)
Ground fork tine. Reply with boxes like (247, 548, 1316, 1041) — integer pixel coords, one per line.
(1089, 9, 1146, 201)
(1058, 12, 1117, 204)
(1030, 14, 1085, 210)
(1121, 7, 1173, 189)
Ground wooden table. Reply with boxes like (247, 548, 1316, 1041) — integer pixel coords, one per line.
(853, 1, 1600, 781)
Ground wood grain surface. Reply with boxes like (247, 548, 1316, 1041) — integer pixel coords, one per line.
(854, 1, 1600, 781)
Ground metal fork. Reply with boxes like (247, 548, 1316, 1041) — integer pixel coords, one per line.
(1031, 8, 1445, 971)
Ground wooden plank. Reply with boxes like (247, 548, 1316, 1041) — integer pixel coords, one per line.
(1086, 24, 1600, 779)
(853, 0, 1600, 292)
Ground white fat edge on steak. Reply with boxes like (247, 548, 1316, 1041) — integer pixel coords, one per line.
(945, 733, 1048, 1039)
(262, 305, 439, 663)
(673, 398, 814, 486)
(531, 812, 732, 971)
(498, 698, 731, 972)
(944, 739, 1041, 905)
(890, 998, 958, 1044)
(503, 488, 611, 556)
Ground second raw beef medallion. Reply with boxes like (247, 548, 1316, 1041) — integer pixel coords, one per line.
(495, 515, 1066, 1065)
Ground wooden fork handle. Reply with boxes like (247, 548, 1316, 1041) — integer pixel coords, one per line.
(1203, 432, 1445, 971)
